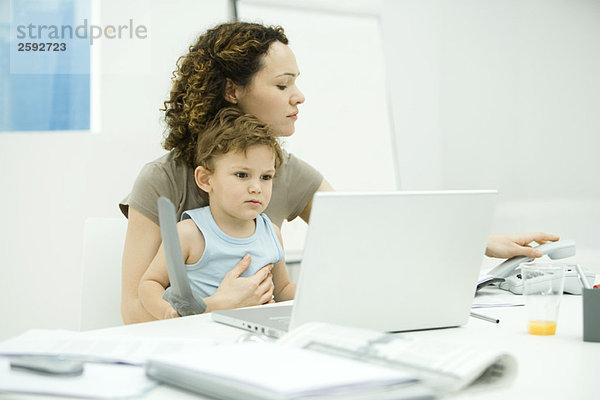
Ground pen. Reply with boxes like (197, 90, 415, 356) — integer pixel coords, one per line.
(470, 312, 500, 324)
(574, 264, 592, 290)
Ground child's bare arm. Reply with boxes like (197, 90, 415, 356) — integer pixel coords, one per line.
(138, 219, 204, 319)
(138, 242, 178, 319)
(270, 224, 296, 301)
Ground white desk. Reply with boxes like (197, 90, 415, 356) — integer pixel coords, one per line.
(1, 292, 598, 400)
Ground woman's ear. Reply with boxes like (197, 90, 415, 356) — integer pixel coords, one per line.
(224, 78, 239, 104)
(194, 166, 212, 193)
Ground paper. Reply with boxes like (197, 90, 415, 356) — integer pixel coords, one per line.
(0, 329, 214, 365)
(148, 342, 417, 398)
(0, 358, 157, 399)
(472, 290, 525, 308)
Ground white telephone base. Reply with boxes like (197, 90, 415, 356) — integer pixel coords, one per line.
(498, 265, 596, 295)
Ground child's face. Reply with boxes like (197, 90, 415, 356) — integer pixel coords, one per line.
(206, 145, 276, 221)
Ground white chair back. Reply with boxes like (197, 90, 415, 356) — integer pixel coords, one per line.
(80, 217, 127, 331)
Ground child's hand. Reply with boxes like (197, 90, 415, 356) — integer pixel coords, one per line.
(208, 255, 274, 310)
(163, 305, 181, 319)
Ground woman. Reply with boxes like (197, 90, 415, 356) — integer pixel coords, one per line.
(120, 22, 558, 324)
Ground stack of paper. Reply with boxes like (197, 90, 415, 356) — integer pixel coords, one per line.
(0, 358, 156, 399)
(0, 329, 214, 365)
(0, 329, 213, 399)
(473, 290, 525, 308)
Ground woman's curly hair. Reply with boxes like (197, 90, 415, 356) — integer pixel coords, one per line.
(162, 22, 288, 167)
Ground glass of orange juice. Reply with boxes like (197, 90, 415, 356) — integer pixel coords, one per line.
(522, 263, 565, 336)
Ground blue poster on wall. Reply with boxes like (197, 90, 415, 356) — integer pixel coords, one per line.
(0, 0, 90, 132)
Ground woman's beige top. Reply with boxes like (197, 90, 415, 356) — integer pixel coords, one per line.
(119, 150, 323, 227)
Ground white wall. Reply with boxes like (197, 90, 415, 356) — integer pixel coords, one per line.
(2, 0, 599, 340)
(0, 0, 229, 340)
(382, 0, 600, 251)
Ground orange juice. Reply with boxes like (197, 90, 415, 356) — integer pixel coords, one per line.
(528, 320, 557, 335)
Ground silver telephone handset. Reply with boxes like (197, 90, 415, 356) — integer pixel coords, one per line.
(158, 196, 207, 315)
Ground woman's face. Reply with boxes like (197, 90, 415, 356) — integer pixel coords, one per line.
(234, 41, 305, 137)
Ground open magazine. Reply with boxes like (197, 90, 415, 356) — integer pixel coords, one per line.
(146, 341, 433, 400)
(278, 322, 517, 393)
(145, 322, 516, 399)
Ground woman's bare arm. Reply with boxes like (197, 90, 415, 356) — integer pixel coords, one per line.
(121, 207, 162, 324)
(298, 178, 333, 223)
(271, 224, 295, 301)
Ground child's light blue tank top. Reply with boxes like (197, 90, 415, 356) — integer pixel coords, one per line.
(181, 207, 284, 299)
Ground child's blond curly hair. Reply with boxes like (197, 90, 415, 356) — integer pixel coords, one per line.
(194, 107, 283, 173)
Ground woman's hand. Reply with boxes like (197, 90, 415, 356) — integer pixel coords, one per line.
(205, 254, 274, 312)
(485, 232, 560, 259)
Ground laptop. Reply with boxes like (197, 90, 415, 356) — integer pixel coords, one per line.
(210, 191, 497, 338)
